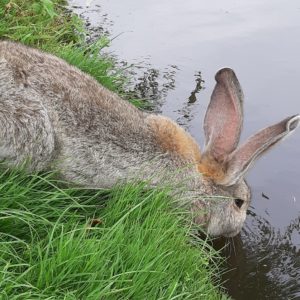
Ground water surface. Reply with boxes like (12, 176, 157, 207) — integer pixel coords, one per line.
(70, 1, 300, 299)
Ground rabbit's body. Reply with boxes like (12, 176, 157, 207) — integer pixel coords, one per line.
(0, 40, 299, 237)
(0, 40, 199, 188)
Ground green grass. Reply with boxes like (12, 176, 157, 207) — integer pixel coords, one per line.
(0, 0, 228, 298)
(0, 168, 227, 299)
(0, 0, 130, 96)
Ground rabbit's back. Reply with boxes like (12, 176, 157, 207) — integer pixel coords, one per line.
(0, 41, 173, 186)
(0, 41, 151, 143)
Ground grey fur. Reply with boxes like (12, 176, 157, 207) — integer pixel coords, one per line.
(0, 41, 298, 237)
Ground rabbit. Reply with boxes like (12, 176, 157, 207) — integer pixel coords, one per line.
(0, 40, 299, 237)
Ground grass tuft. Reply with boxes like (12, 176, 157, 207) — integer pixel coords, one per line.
(0, 168, 226, 299)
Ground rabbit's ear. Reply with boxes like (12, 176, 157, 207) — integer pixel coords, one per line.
(220, 115, 300, 186)
(203, 68, 244, 163)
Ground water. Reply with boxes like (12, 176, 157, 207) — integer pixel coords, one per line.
(70, 1, 300, 299)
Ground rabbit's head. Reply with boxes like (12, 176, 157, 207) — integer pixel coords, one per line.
(193, 68, 300, 237)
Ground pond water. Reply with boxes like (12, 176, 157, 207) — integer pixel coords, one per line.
(70, 1, 300, 299)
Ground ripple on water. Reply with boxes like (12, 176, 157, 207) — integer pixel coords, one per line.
(218, 212, 300, 300)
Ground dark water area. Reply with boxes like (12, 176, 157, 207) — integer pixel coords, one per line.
(70, 1, 300, 299)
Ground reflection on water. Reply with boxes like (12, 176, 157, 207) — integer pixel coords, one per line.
(188, 71, 205, 104)
(70, 2, 111, 42)
(69, 1, 300, 299)
(128, 66, 178, 112)
(214, 211, 300, 300)
(176, 71, 205, 127)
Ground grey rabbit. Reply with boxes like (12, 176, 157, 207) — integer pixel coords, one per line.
(0, 40, 299, 237)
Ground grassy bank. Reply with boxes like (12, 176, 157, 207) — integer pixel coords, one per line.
(0, 0, 228, 299)
(0, 0, 129, 96)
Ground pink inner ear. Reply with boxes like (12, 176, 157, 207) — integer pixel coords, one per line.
(203, 68, 243, 163)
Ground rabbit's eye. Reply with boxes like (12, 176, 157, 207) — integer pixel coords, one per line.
(234, 198, 244, 209)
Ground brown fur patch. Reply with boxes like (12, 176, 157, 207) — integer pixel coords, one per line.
(147, 115, 227, 182)
(197, 155, 226, 183)
(147, 115, 201, 163)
